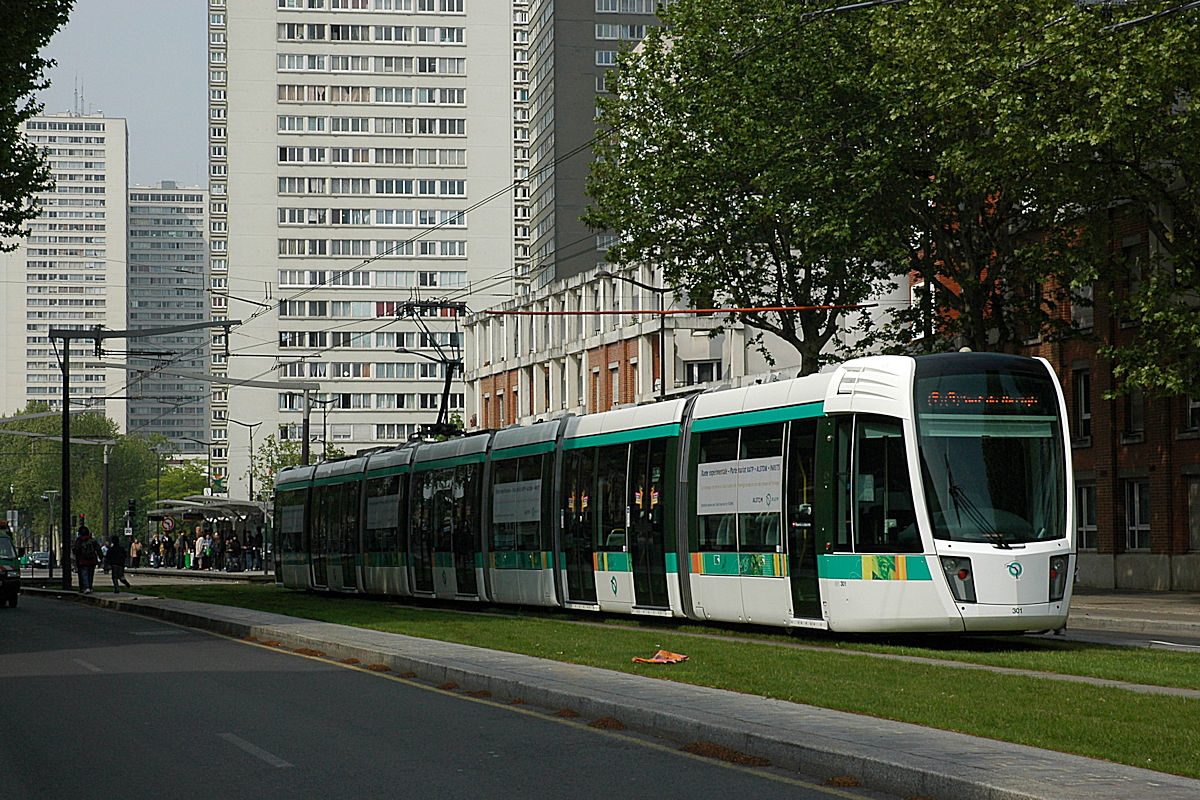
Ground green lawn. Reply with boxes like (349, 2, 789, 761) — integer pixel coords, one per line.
(121, 583, 1200, 778)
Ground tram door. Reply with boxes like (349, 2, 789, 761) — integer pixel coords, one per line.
(452, 464, 479, 596)
(787, 419, 821, 618)
(629, 438, 669, 608)
(560, 449, 597, 603)
(409, 471, 436, 594)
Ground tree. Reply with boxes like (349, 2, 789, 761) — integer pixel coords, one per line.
(1018, 5, 1200, 397)
(145, 461, 208, 502)
(0, 1, 74, 248)
(0, 404, 160, 541)
(585, 0, 903, 375)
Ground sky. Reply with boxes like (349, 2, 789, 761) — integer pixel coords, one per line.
(37, 0, 208, 186)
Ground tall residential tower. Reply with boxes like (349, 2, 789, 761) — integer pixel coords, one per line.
(0, 112, 128, 425)
(126, 182, 210, 453)
(211, 0, 513, 498)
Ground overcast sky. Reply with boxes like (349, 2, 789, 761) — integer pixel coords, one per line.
(37, 0, 207, 186)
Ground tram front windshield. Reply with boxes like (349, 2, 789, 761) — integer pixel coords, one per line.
(913, 355, 1066, 545)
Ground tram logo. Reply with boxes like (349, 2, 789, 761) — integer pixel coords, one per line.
(1006, 562, 1023, 579)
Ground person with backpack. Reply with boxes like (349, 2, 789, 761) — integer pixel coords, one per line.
(105, 536, 132, 594)
(71, 524, 102, 593)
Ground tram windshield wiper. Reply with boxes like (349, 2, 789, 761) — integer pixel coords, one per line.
(944, 453, 1011, 549)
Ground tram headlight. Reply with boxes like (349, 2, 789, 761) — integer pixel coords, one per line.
(1049, 554, 1070, 602)
(939, 556, 976, 604)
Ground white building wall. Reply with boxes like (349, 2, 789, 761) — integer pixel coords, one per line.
(0, 113, 127, 430)
(217, 0, 513, 500)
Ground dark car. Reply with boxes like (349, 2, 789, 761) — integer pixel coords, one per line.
(29, 551, 50, 569)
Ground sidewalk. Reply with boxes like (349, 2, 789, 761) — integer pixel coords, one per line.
(1067, 587, 1200, 637)
(35, 587, 1200, 800)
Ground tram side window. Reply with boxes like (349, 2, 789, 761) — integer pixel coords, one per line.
(339, 479, 360, 553)
(595, 444, 628, 552)
(561, 449, 594, 550)
(459, 463, 482, 553)
(276, 489, 306, 553)
(516, 454, 543, 551)
(834, 417, 854, 552)
(696, 429, 738, 551)
(738, 423, 784, 553)
(490, 459, 519, 551)
(854, 417, 920, 553)
(363, 475, 401, 555)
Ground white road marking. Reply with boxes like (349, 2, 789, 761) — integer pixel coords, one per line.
(72, 658, 102, 672)
(219, 733, 294, 768)
(131, 630, 185, 636)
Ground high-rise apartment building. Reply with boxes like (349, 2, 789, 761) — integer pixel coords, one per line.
(126, 182, 210, 453)
(0, 112, 128, 425)
(211, 0, 513, 499)
(525, 0, 657, 287)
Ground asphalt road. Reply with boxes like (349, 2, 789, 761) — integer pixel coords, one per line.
(0, 596, 899, 800)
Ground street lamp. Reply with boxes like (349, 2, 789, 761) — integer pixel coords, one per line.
(595, 268, 670, 401)
(180, 437, 213, 495)
(228, 418, 262, 501)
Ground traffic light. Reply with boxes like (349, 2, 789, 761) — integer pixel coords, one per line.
(127, 498, 136, 519)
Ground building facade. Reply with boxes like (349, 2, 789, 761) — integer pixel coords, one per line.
(1031, 219, 1200, 591)
(126, 182, 210, 453)
(463, 264, 873, 430)
(525, 0, 659, 287)
(0, 112, 128, 425)
(212, 0, 514, 499)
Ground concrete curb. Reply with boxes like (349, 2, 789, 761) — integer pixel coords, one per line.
(31, 588, 1200, 800)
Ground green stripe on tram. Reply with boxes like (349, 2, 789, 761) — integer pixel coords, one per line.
(563, 422, 681, 450)
(491, 440, 556, 460)
(366, 463, 410, 478)
(691, 401, 824, 433)
(413, 451, 488, 472)
(818, 553, 934, 581)
(311, 472, 363, 487)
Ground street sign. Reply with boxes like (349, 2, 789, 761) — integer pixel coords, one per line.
(124, 527, 133, 538)
(161, 517, 175, 532)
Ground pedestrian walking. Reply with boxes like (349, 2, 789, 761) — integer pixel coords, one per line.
(71, 524, 102, 593)
(130, 539, 142, 568)
(105, 536, 131, 593)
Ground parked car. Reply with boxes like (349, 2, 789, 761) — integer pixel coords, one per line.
(30, 551, 50, 569)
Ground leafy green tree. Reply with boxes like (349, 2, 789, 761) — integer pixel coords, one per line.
(0, 1, 74, 248)
(144, 460, 208, 503)
(586, 0, 903, 375)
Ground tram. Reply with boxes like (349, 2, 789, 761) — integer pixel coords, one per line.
(274, 352, 1074, 633)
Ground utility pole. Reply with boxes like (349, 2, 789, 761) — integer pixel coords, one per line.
(50, 320, 238, 589)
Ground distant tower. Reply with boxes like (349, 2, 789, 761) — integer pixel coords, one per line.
(0, 113, 129, 423)
(126, 181, 211, 453)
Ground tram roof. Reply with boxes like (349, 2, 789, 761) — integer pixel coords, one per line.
(562, 398, 685, 442)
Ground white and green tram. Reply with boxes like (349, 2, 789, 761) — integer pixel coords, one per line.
(274, 352, 1074, 633)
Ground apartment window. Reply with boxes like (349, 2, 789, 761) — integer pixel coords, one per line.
(1187, 396, 1200, 431)
(685, 361, 721, 386)
(1073, 368, 1091, 441)
(1125, 480, 1151, 550)
(1124, 389, 1144, 439)
(1190, 478, 1200, 552)
(1076, 484, 1097, 550)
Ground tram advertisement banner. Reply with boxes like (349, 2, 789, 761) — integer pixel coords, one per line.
(492, 479, 542, 524)
(696, 457, 782, 515)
